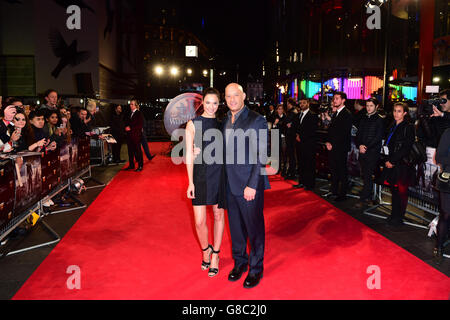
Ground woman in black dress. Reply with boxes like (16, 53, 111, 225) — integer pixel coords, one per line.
(383, 102, 415, 226)
(186, 88, 225, 278)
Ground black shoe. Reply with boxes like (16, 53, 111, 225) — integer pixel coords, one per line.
(334, 196, 347, 202)
(305, 187, 314, 191)
(387, 219, 403, 227)
(123, 166, 135, 171)
(201, 245, 213, 271)
(293, 184, 304, 189)
(148, 154, 156, 161)
(228, 265, 248, 282)
(433, 247, 444, 265)
(328, 194, 338, 200)
(285, 175, 296, 180)
(135, 167, 143, 172)
(208, 248, 220, 278)
(243, 272, 263, 289)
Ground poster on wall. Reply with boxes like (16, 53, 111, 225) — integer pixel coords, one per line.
(433, 36, 450, 67)
(12, 153, 42, 214)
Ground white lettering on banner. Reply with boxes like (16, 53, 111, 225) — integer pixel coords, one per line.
(66, 5, 82, 30)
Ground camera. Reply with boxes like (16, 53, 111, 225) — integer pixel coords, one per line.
(318, 104, 332, 114)
(419, 96, 447, 117)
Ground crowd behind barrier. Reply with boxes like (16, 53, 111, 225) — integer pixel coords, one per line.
(0, 137, 91, 240)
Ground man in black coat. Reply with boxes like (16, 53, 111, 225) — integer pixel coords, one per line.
(355, 98, 385, 207)
(110, 105, 126, 163)
(293, 98, 318, 190)
(124, 100, 144, 172)
(325, 92, 353, 201)
(284, 98, 298, 179)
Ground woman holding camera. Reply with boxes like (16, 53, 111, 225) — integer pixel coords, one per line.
(383, 102, 415, 226)
(8, 109, 35, 152)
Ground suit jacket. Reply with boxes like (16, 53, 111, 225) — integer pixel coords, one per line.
(296, 110, 318, 147)
(126, 110, 144, 144)
(223, 107, 271, 196)
(327, 107, 353, 153)
(285, 108, 298, 139)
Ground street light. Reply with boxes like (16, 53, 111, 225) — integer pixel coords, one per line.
(187, 68, 193, 76)
(203, 69, 208, 77)
(170, 66, 179, 76)
(155, 65, 164, 76)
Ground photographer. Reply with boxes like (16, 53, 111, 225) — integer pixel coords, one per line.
(355, 98, 385, 208)
(417, 89, 450, 148)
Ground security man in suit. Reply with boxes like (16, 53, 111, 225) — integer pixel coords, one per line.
(124, 99, 144, 172)
(293, 98, 318, 190)
(284, 98, 298, 179)
(325, 92, 353, 201)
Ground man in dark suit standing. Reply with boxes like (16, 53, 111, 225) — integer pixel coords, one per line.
(284, 98, 298, 179)
(293, 98, 318, 190)
(325, 92, 353, 201)
(224, 83, 270, 289)
(124, 100, 144, 172)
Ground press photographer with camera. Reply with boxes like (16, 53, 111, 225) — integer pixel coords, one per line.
(417, 89, 450, 148)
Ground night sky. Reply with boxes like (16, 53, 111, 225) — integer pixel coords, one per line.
(178, 0, 269, 80)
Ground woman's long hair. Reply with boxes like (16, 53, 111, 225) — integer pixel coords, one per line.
(195, 88, 221, 117)
(11, 110, 35, 148)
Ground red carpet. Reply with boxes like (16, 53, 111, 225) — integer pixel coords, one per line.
(13, 142, 450, 300)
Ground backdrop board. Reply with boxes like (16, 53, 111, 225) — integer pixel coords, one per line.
(10, 152, 42, 215)
(0, 159, 15, 232)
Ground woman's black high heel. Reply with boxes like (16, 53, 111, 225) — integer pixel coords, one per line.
(208, 248, 220, 277)
(201, 245, 213, 271)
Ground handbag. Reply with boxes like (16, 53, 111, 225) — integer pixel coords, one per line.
(436, 171, 450, 193)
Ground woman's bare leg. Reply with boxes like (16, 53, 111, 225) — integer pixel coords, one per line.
(193, 205, 211, 262)
(210, 205, 225, 269)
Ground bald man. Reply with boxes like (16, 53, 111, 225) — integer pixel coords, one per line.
(223, 83, 270, 289)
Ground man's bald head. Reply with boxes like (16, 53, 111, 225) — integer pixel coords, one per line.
(225, 83, 246, 114)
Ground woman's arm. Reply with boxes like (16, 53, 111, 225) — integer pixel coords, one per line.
(185, 121, 196, 198)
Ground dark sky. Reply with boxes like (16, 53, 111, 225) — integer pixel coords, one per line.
(179, 0, 269, 79)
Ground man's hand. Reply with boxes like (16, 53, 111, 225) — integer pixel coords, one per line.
(431, 106, 444, 118)
(326, 142, 333, 151)
(359, 145, 367, 154)
(274, 118, 279, 126)
(287, 123, 292, 128)
(385, 161, 394, 169)
(296, 134, 301, 143)
(244, 187, 256, 202)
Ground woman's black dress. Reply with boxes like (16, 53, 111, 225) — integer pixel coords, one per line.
(192, 116, 225, 208)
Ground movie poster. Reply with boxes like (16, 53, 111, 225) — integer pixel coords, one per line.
(13, 153, 42, 214)
(408, 147, 440, 206)
(60, 141, 78, 181)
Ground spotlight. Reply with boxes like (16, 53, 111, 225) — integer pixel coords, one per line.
(187, 68, 193, 75)
(433, 77, 441, 83)
(71, 178, 86, 194)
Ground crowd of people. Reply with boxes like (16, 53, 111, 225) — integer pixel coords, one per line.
(263, 90, 450, 265)
(0, 91, 156, 171)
